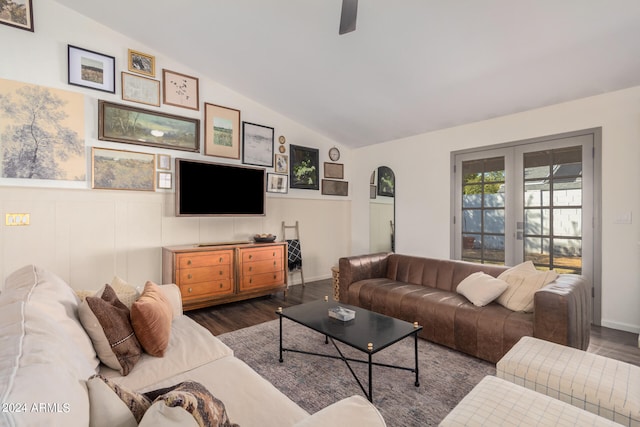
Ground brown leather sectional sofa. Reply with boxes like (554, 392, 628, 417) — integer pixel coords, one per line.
(338, 252, 591, 363)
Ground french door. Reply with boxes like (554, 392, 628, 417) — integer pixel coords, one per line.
(452, 130, 600, 322)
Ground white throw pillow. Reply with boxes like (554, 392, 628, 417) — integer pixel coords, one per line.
(496, 261, 558, 312)
(456, 272, 509, 307)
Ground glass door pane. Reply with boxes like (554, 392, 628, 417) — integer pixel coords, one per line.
(522, 146, 582, 273)
(461, 157, 505, 264)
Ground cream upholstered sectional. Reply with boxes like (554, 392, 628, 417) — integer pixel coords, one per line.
(0, 265, 386, 427)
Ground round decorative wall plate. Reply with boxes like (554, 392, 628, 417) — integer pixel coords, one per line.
(278, 145, 286, 153)
(278, 135, 286, 144)
(329, 146, 340, 162)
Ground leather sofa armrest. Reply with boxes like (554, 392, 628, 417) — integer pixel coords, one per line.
(338, 252, 390, 303)
(533, 274, 591, 350)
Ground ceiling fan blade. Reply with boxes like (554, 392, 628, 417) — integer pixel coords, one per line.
(339, 0, 358, 35)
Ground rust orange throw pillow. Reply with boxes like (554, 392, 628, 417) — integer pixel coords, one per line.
(131, 281, 173, 357)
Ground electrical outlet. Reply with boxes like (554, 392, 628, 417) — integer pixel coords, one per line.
(5, 213, 30, 226)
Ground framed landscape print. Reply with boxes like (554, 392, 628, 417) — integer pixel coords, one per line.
(68, 45, 116, 93)
(242, 122, 274, 167)
(121, 72, 160, 106)
(290, 144, 319, 190)
(0, 0, 33, 32)
(92, 147, 155, 191)
(204, 102, 241, 159)
(163, 69, 199, 110)
(267, 173, 288, 193)
(98, 100, 200, 152)
(128, 49, 155, 77)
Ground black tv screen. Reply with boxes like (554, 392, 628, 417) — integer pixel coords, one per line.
(176, 159, 266, 216)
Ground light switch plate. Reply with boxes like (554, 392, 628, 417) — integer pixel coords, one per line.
(5, 213, 30, 226)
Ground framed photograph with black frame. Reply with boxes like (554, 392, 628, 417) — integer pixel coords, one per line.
(98, 100, 200, 152)
(290, 144, 319, 190)
(68, 45, 115, 93)
(267, 173, 288, 193)
(0, 0, 33, 31)
(204, 102, 241, 159)
(242, 122, 274, 167)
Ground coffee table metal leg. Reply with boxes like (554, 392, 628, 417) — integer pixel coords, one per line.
(414, 332, 420, 387)
(368, 353, 373, 402)
(279, 315, 283, 363)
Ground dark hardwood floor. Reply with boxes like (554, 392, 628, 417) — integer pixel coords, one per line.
(187, 279, 640, 367)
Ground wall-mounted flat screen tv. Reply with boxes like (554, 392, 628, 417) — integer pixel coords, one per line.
(175, 158, 266, 216)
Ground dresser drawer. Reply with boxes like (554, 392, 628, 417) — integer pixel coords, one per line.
(240, 271, 285, 291)
(242, 258, 283, 275)
(241, 246, 283, 263)
(177, 251, 232, 269)
(178, 265, 231, 285)
(180, 280, 233, 300)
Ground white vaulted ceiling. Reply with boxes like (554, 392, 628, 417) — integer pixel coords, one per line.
(53, 0, 640, 148)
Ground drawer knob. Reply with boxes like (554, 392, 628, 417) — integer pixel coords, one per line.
(187, 259, 192, 265)
(249, 266, 252, 272)
(249, 278, 252, 284)
(249, 254, 253, 259)
(219, 270, 223, 275)
(188, 287, 193, 293)
(219, 283, 224, 289)
(273, 261, 276, 266)
(272, 252, 275, 256)
(187, 274, 192, 279)
(273, 274, 276, 279)
(219, 257, 223, 262)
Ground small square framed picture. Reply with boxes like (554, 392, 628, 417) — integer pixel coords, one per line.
(274, 154, 288, 174)
(157, 172, 172, 189)
(128, 49, 156, 77)
(157, 154, 171, 170)
(267, 173, 288, 193)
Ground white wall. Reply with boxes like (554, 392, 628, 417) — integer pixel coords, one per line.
(352, 86, 640, 334)
(0, 0, 352, 290)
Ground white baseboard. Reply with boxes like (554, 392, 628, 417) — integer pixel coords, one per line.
(600, 319, 640, 335)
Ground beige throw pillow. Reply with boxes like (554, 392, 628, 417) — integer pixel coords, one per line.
(456, 271, 509, 307)
(496, 261, 558, 312)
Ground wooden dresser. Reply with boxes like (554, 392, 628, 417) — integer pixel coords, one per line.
(162, 241, 287, 310)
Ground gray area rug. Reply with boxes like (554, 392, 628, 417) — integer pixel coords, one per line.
(218, 319, 495, 426)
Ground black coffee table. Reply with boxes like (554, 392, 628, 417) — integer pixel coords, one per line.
(276, 299, 422, 402)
